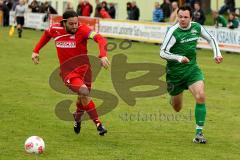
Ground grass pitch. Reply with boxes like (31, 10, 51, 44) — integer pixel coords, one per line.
(0, 27, 240, 160)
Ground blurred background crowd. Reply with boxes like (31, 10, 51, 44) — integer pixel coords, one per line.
(0, 0, 239, 29)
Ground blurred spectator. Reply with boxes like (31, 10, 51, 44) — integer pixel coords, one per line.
(28, 0, 39, 13)
(192, 1, 205, 25)
(0, 0, 10, 26)
(227, 12, 239, 29)
(38, 2, 44, 13)
(108, 3, 115, 19)
(76, 0, 82, 16)
(15, 0, 27, 37)
(126, 2, 131, 20)
(40, 1, 57, 22)
(212, 10, 227, 27)
(98, 6, 111, 19)
(40, 1, 57, 14)
(101, 1, 108, 12)
(152, 2, 163, 22)
(185, 0, 196, 8)
(160, 0, 171, 19)
(4, 0, 12, 26)
(129, 1, 139, 20)
(65, 1, 73, 12)
(169, 1, 178, 24)
(12, 0, 19, 10)
(5, 0, 13, 11)
(94, 0, 101, 17)
(81, 0, 92, 17)
(219, 0, 235, 14)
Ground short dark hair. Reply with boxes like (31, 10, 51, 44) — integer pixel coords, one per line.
(229, 12, 236, 17)
(194, 1, 201, 6)
(127, 2, 131, 6)
(177, 5, 193, 17)
(63, 10, 78, 20)
(61, 10, 78, 26)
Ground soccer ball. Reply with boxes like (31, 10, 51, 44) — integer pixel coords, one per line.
(24, 136, 45, 154)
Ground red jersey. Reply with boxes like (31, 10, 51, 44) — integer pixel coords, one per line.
(100, 9, 112, 19)
(81, 3, 92, 16)
(33, 23, 107, 79)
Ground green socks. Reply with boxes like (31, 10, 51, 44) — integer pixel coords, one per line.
(195, 103, 206, 134)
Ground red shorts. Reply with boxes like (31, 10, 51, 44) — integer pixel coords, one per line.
(63, 65, 92, 93)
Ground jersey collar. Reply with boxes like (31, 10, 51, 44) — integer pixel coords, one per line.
(178, 22, 192, 30)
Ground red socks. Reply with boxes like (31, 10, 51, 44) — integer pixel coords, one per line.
(74, 101, 85, 121)
(76, 100, 101, 125)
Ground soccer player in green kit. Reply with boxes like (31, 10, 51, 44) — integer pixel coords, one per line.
(160, 5, 223, 144)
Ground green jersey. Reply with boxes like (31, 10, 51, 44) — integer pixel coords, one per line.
(216, 15, 227, 27)
(228, 18, 239, 29)
(160, 22, 221, 75)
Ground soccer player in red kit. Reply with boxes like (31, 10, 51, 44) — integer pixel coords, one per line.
(31, 10, 110, 136)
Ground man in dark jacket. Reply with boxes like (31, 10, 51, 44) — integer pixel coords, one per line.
(160, 0, 171, 19)
(29, 0, 40, 13)
(192, 2, 206, 25)
(94, 0, 101, 17)
(219, 0, 235, 14)
(108, 3, 115, 19)
(129, 1, 139, 20)
(0, 0, 10, 26)
(126, 2, 131, 20)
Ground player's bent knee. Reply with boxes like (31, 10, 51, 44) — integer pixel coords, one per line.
(78, 86, 90, 96)
(195, 92, 205, 103)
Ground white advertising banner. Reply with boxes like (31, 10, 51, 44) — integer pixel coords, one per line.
(99, 19, 240, 53)
(25, 13, 48, 30)
(197, 26, 240, 52)
(10, 11, 48, 30)
(8, 12, 240, 52)
(99, 19, 169, 43)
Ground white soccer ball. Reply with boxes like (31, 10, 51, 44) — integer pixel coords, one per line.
(24, 136, 45, 154)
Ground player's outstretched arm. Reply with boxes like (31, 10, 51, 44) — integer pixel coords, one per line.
(32, 30, 52, 64)
(200, 25, 223, 64)
(92, 32, 110, 69)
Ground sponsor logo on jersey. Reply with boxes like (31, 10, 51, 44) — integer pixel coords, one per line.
(180, 37, 199, 43)
(191, 29, 198, 34)
(70, 35, 75, 39)
(56, 41, 76, 48)
(55, 31, 61, 35)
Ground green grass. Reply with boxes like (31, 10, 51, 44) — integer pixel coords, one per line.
(0, 27, 240, 160)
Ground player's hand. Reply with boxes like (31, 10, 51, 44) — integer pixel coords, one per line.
(100, 57, 110, 69)
(215, 56, 223, 64)
(181, 56, 190, 64)
(32, 52, 40, 64)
